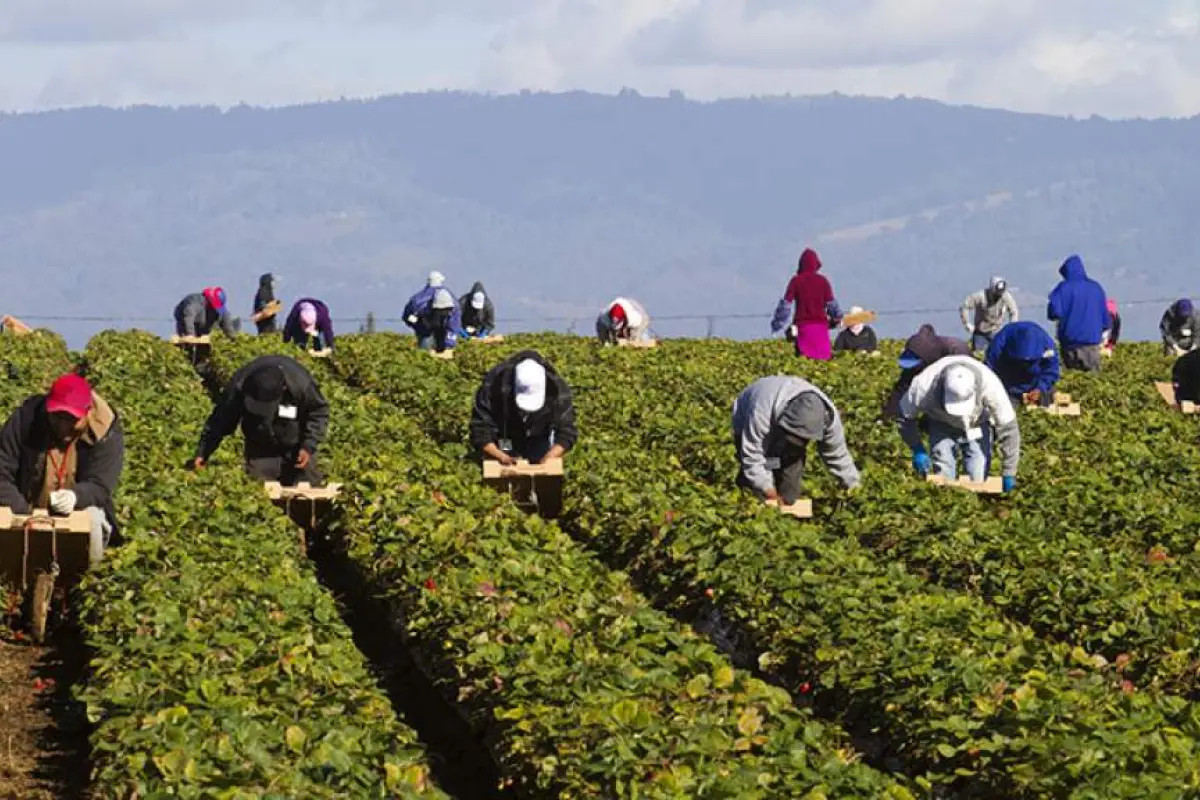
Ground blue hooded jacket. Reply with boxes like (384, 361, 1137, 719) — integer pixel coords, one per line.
(403, 285, 461, 345)
(1046, 255, 1110, 348)
(985, 321, 1060, 395)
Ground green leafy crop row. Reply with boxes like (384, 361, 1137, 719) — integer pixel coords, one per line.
(333, 333, 1200, 797)
(206, 333, 914, 798)
(75, 331, 442, 799)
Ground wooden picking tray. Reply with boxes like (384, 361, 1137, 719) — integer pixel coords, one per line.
(1, 315, 32, 335)
(482, 458, 563, 518)
(429, 349, 455, 360)
(926, 475, 1004, 494)
(252, 300, 282, 322)
(0, 508, 91, 533)
(264, 482, 342, 501)
(1156, 381, 1197, 413)
(169, 335, 211, 345)
(617, 338, 657, 349)
(307, 349, 333, 358)
(0, 508, 92, 595)
(765, 498, 813, 518)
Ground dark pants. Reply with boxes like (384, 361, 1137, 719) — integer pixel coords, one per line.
(738, 446, 806, 504)
(245, 449, 324, 486)
(256, 318, 278, 335)
(416, 310, 454, 352)
(971, 332, 994, 352)
(1063, 345, 1101, 372)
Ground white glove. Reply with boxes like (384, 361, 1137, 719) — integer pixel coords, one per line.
(406, 314, 418, 325)
(50, 489, 77, 515)
(466, 326, 476, 334)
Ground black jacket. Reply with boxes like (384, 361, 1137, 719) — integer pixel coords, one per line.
(0, 394, 124, 524)
(459, 281, 496, 330)
(197, 355, 329, 460)
(833, 326, 878, 353)
(254, 274, 279, 334)
(470, 350, 578, 453)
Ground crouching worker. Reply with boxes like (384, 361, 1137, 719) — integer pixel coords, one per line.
(175, 286, 239, 338)
(898, 356, 1020, 492)
(470, 351, 578, 465)
(732, 376, 860, 504)
(192, 355, 329, 485)
(0, 373, 124, 564)
(984, 321, 1060, 407)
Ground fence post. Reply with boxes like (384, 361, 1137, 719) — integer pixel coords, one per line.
(705, 316, 716, 338)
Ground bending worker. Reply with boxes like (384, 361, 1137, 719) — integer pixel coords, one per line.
(984, 321, 1060, 407)
(0, 373, 124, 564)
(459, 282, 496, 339)
(898, 355, 1020, 492)
(470, 351, 577, 465)
(832, 306, 878, 354)
(283, 298, 335, 352)
(597, 297, 651, 345)
(192, 355, 329, 486)
(1160, 299, 1200, 356)
(1172, 348, 1200, 405)
(883, 324, 970, 421)
(175, 286, 239, 338)
(732, 376, 860, 504)
(403, 271, 460, 352)
(960, 276, 1018, 352)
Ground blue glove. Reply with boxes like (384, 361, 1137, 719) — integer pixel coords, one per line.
(911, 448, 931, 476)
(1002, 475, 1016, 493)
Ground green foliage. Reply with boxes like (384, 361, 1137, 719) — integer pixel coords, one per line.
(75, 331, 442, 798)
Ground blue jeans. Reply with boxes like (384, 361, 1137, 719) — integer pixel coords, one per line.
(929, 419, 992, 482)
(971, 332, 993, 352)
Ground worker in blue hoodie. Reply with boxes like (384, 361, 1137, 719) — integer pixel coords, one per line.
(984, 321, 1060, 407)
(1046, 254, 1109, 372)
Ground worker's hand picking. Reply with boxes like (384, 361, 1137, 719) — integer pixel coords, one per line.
(49, 489, 76, 515)
(190, 456, 206, 470)
(296, 449, 312, 469)
(911, 448, 931, 477)
(1002, 475, 1016, 493)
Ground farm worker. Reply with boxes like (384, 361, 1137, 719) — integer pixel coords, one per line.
(403, 272, 461, 352)
(253, 273, 281, 334)
(1102, 298, 1121, 355)
(731, 376, 860, 504)
(1046, 255, 1109, 372)
(174, 286, 239, 338)
(470, 351, 578, 465)
(1171, 349, 1200, 404)
(882, 324, 970, 421)
(283, 298, 335, 352)
(984, 321, 1060, 407)
(0, 373, 124, 564)
(192, 355, 329, 486)
(597, 297, 651, 344)
(1160, 299, 1200, 356)
(771, 248, 841, 361)
(960, 276, 1018, 352)
(459, 282, 496, 339)
(898, 355, 1020, 491)
(832, 306, 878, 353)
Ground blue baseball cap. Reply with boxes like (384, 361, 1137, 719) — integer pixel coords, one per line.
(898, 350, 923, 369)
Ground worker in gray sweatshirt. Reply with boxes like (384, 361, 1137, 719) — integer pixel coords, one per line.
(960, 276, 1019, 352)
(731, 376, 860, 504)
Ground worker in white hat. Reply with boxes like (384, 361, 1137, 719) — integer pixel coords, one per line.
(896, 354, 1020, 491)
(458, 281, 496, 339)
(470, 351, 578, 465)
(402, 271, 461, 351)
(597, 297, 651, 344)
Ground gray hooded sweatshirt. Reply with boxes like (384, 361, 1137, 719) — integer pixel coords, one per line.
(731, 376, 860, 493)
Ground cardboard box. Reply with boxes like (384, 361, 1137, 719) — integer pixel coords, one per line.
(482, 458, 563, 518)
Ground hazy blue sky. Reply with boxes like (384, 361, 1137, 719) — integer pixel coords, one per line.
(1, 1, 1197, 117)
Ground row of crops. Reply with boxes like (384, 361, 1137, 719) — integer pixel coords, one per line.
(3, 329, 1200, 797)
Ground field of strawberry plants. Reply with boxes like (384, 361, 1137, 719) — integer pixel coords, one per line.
(4, 326, 1200, 798)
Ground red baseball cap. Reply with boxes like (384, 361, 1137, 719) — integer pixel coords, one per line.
(46, 373, 93, 419)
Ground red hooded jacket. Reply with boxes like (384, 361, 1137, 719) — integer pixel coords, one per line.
(783, 249, 833, 325)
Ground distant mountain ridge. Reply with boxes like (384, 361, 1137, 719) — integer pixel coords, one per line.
(1, 90, 1198, 346)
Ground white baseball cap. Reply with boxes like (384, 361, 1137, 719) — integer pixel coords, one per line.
(428, 271, 446, 287)
(471, 291, 486, 310)
(514, 359, 546, 413)
(942, 365, 977, 417)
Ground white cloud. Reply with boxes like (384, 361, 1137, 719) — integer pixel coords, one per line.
(0, 0, 1197, 117)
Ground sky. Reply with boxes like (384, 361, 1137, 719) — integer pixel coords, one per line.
(0, 1, 1198, 118)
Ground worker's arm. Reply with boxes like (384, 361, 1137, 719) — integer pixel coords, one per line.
(896, 387, 926, 453)
(219, 311, 238, 338)
(195, 385, 244, 460)
(1046, 286, 1063, 322)
(482, 299, 496, 331)
(71, 417, 124, 510)
(960, 295, 975, 333)
(1036, 351, 1061, 394)
(468, 380, 501, 452)
(736, 411, 775, 496)
(817, 410, 860, 489)
(1005, 292, 1019, 323)
(300, 380, 330, 455)
(984, 374, 1021, 476)
(0, 407, 31, 512)
(550, 380, 578, 453)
